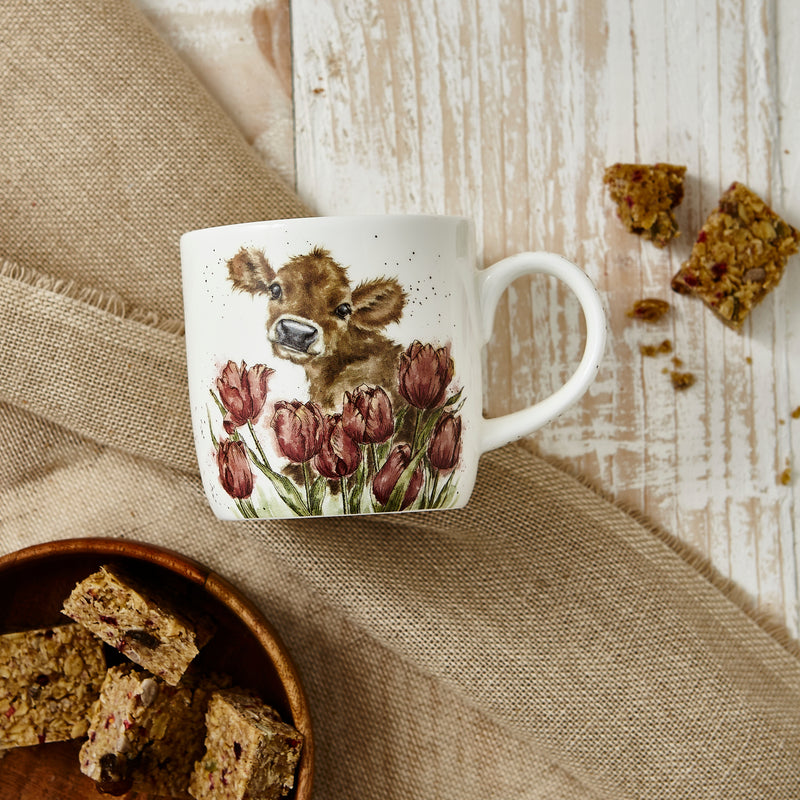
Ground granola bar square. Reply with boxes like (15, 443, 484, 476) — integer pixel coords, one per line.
(79, 664, 186, 792)
(0, 623, 106, 749)
(603, 162, 686, 247)
(189, 690, 303, 800)
(62, 565, 214, 685)
(671, 182, 800, 329)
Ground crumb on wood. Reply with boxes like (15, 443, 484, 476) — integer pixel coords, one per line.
(670, 371, 696, 390)
(779, 467, 792, 486)
(627, 298, 671, 322)
(791, 405, 800, 420)
(671, 356, 684, 368)
(640, 339, 673, 357)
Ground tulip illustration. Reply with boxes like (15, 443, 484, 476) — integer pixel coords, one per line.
(271, 400, 325, 463)
(217, 439, 254, 499)
(397, 341, 455, 410)
(216, 360, 274, 433)
(271, 399, 326, 513)
(342, 385, 394, 444)
(314, 414, 362, 514)
(428, 411, 462, 472)
(372, 443, 423, 510)
(425, 411, 463, 508)
(314, 414, 362, 479)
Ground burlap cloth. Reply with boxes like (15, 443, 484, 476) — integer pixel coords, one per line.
(1, 2, 798, 798)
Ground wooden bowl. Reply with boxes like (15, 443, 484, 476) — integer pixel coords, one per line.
(0, 537, 313, 800)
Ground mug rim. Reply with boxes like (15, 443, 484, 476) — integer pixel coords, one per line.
(180, 213, 473, 243)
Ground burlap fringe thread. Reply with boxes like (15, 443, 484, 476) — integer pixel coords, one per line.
(0, 258, 186, 336)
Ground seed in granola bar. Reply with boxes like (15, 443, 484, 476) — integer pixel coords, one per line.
(670, 371, 696, 390)
(139, 678, 159, 708)
(743, 267, 766, 283)
(627, 298, 671, 322)
(603, 162, 686, 247)
(671, 182, 800, 330)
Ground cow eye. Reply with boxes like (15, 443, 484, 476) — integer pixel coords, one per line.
(334, 303, 352, 320)
(267, 283, 282, 300)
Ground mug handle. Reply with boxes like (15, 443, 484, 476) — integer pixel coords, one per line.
(476, 252, 607, 454)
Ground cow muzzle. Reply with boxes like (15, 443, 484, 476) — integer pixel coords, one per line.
(270, 316, 322, 356)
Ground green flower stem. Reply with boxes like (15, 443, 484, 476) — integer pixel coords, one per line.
(411, 408, 422, 453)
(235, 498, 259, 519)
(302, 461, 312, 513)
(247, 420, 273, 471)
(429, 467, 440, 507)
(433, 469, 457, 508)
(246, 448, 270, 476)
(207, 408, 219, 448)
(370, 443, 378, 475)
(209, 388, 227, 416)
(340, 477, 348, 515)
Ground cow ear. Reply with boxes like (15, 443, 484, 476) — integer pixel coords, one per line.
(350, 277, 406, 330)
(227, 248, 276, 295)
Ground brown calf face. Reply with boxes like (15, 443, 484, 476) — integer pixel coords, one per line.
(227, 247, 406, 366)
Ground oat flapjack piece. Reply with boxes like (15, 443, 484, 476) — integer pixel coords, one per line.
(79, 664, 186, 793)
(671, 182, 800, 330)
(62, 564, 215, 685)
(133, 672, 231, 798)
(603, 162, 687, 247)
(189, 689, 303, 800)
(0, 623, 106, 749)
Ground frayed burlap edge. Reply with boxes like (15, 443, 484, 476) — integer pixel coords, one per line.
(0, 258, 186, 336)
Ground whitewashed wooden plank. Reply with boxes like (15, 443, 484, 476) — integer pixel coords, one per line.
(777, 0, 800, 636)
(657, 0, 708, 552)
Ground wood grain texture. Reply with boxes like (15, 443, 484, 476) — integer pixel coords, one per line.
(142, 0, 799, 639)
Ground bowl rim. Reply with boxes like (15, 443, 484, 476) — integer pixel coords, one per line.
(0, 536, 314, 800)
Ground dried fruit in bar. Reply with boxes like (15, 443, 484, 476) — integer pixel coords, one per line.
(603, 162, 686, 247)
(671, 182, 800, 330)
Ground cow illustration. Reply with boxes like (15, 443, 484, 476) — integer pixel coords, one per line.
(227, 246, 407, 411)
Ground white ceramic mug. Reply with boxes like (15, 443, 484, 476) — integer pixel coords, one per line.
(181, 215, 606, 520)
